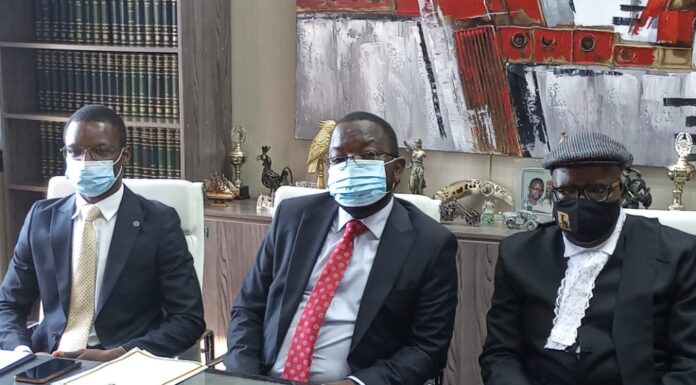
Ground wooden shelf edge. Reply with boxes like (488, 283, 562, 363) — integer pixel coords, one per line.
(0, 42, 179, 53)
(8, 184, 48, 193)
(4, 113, 181, 128)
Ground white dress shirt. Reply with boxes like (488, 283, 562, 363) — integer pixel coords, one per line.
(546, 208, 627, 351)
(270, 198, 394, 384)
(71, 185, 124, 347)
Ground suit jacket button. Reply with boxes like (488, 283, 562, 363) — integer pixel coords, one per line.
(51, 333, 58, 340)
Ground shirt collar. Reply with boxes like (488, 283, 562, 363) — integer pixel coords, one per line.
(72, 184, 125, 221)
(336, 197, 394, 240)
(563, 208, 626, 258)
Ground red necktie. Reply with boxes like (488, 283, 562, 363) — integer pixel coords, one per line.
(281, 219, 367, 382)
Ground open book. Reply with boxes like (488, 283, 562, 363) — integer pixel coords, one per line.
(58, 348, 206, 385)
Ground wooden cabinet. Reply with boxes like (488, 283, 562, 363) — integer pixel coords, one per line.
(202, 203, 514, 385)
(445, 240, 498, 385)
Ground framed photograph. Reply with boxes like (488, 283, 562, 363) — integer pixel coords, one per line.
(520, 168, 553, 215)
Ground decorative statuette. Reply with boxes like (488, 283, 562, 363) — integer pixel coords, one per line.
(307, 120, 336, 189)
(227, 125, 250, 200)
(667, 132, 695, 211)
(404, 138, 426, 195)
(258, 145, 293, 197)
(203, 172, 240, 207)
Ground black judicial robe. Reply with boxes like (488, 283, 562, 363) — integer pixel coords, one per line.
(479, 215, 696, 385)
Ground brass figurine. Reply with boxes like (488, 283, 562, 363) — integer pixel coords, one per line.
(404, 139, 426, 195)
(307, 120, 336, 189)
(667, 132, 696, 211)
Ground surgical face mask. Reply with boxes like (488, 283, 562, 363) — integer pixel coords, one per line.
(327, 159, 395, 208)
(553, 198, 621, 245)
(65, 150, 124, 198)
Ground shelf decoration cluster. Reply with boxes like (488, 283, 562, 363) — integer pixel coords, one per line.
(40, 121, 181, 179)
(36, 50, 179, 118)
(34, 0, 178, 47)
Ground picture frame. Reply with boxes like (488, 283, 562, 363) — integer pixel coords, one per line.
(520, 168, 553, 215)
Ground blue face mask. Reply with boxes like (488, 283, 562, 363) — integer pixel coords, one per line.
(65, 151, 123, 198)
(327, 159, 394, 208)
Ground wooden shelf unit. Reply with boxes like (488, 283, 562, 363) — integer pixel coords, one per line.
(5, 112, 181, 129)
(0, 42, 179, 53)
(0, 0, 232, 261)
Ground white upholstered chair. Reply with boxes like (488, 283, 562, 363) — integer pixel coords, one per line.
(273, 185, 442, 222)
(46, 176, 211, 361)
(625, 209, 696, 236)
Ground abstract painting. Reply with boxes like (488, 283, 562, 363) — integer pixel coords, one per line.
(295, 0, 696, 166)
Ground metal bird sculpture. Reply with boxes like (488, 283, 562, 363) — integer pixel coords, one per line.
(307, 119, 336, 189)
(257, 146, 293, 197)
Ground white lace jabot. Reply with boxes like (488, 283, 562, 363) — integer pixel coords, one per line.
(545, 209, 627, 351)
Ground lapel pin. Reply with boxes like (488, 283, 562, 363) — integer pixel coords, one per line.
(133, 220, 141, 228)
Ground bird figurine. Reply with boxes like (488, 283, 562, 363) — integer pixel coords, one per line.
(257, 145, 293, 197)
(307, 119, 336, 189)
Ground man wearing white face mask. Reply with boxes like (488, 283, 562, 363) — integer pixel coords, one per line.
(225, 111, 459, 385)
(0, 105, 205, 362)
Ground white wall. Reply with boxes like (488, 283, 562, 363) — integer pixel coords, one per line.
(230, 0, 696, 212)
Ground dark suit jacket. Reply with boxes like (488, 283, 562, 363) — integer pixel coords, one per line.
(480, 215, 696, 385)
(0, 186, 205, 357)
(224, 193, 458, 385)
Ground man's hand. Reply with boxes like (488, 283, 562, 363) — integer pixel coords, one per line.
(325, 380, 358, 385)
(53, 347, 126, 362)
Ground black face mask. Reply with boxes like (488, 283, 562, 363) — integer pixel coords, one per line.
(552, 198, 621, 245)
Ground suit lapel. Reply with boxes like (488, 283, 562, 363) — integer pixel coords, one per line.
(613, 215, 658, 385)
(96, 187, 143, 315)
(276, 195, 337, 352)
(350, 199, 415, 353)
(51, 195, 77, 317)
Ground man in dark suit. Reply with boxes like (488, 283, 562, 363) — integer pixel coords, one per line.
(0, 105, 205, 361)
(225, 112, 458, 385)
(480, 132, 696, 385)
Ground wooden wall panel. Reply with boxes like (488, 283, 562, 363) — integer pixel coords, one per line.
(444, 241, 498, 385)
(203, 218, 269, 357)
(179, 0, 231, 182)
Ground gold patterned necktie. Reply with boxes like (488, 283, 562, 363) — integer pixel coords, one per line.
(58, 205, 102, 351)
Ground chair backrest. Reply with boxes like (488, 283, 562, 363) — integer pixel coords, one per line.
(47, 177, 205, 290)
(625, 209, 696, 236)
(273, 185, 441, 222)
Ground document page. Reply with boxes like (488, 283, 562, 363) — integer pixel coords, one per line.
(0, 349, 33, 374)
(58, 348, 206, 385)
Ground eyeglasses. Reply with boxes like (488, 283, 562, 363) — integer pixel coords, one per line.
(552, 180, 622, 203)
(327, 151, 398, 166)
(61, 145, 122, 161)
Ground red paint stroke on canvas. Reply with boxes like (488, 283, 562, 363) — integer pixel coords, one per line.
(498, 26, 533, 63)
(630, 0, 669, 34)
(439, 0, 487, 20)
(506, 0, 544, 24)
(657, 11, 696, 47)
(454, 27, 521, 156)
(613, 45, 657, 67)
(333, 0, 391, 9)
(573, 29, 615, 65)
(533, 28, 572, 63)
(297, 0, 328, 10)
(486, 0, 507, 13)
(395, 0, 420, 16)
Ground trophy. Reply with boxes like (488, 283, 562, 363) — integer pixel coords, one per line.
(667, 132, 696, 211)
(227, 125, 250, 200)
